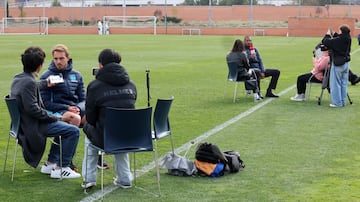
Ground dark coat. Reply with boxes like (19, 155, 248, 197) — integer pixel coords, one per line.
(322, 32, 351, 62)
(226, 51, 251, 79)
(40, 59, 86, 115)
(83, 62, 137, 148)
(11, 72, 58, 168)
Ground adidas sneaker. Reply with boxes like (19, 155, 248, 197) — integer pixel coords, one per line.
(50, 167, 81, 179)
(40, 163, 56, 174)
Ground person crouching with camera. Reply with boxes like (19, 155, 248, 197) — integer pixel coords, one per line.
(322, 24, 352, 107)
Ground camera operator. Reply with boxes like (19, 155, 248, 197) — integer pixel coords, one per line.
(322, 24, 352, 107)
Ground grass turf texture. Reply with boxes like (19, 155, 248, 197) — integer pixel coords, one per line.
(0, 35, 359, 201)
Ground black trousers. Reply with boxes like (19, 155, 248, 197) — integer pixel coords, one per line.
(349, 69, 357, 83)
(296, 73, 321, 94)
(252, 68, 280, 91)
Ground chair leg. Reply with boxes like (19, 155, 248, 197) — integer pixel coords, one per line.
(84, 144, 89, 194)
(11, 139, 19, 182)
(3, 134, 11, 173)
(59, 136, 62, 181)
(233, 83, 238, 103)
(100, 152, 104, 201)
(169, 135, 175, 156)
(306, 82, 312, 100)
(153, 142, 161, 196)
(133, 153, 136, 185)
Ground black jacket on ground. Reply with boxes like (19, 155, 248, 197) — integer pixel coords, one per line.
(83, 62, 137, 148)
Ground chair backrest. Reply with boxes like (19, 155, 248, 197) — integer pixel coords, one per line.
(153, 97, 174, 139)
(4, 95, 20, 139)
(227, 62, 238, 82)
(104, 107, 153, 154)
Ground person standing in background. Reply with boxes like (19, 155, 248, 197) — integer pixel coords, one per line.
(97, 20, 103, 35)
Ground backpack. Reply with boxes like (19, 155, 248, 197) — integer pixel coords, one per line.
(223, 150, 245, 173)
(195, 142, 227, 164)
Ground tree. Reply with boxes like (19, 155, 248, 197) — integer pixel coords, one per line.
(291, 0, 341, 6)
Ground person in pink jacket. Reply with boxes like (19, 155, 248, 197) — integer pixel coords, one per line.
(291, 46, 330, 101)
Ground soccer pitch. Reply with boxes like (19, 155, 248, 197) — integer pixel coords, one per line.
(0, 35, 359, 201)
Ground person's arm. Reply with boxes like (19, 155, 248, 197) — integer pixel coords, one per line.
(75, 72, 86, 113)
(84, 84, 97, 125)
(254, 48, 265, 72)
(21, 79, 58, 123)
(241, 52, 251, 70)
(315, 56, 330, 72)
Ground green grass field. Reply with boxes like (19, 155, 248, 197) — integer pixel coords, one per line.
(0, 35, 359, 201)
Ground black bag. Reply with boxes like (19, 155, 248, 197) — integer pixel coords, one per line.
(245, 79, 257, 90)
(333, 55, 347, 66)
(223, 151, 245, 173)
(195, 142, 227, 164)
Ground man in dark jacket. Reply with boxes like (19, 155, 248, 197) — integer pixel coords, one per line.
(40, 44, 108, 171)
(40, 44, 85, 126)
(10, 46, 81, 179)
(244, 35, 280, 98)
(81, 49, 137, 189)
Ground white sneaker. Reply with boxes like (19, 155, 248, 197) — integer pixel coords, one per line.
(81, 181, 96, 189)
(40, 163, 56, 174)
(50, 167, 81, 179)
(329, 104, 342, 108)
(113, 177, 132, 189)
(290, 94, 305, 101)
(254, 93, 262, 101)
(246, 90, 252, 96)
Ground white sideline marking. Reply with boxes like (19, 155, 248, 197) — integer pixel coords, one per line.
(80, 85, 296, 202)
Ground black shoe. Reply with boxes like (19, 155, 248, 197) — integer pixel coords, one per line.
(351, 77, 360, 85)
(266, 92, 279, 98)
(97, 156, 110, 170)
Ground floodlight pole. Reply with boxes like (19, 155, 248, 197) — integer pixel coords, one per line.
(208, 0, 212, 27)
(81, 0, 84, 26)
(4, 0, 7, 18)
(165, 0, 168, 34)
(249, 0, 253, 28)
(42, 0, 45, 18)
(123, 0, 126, 17)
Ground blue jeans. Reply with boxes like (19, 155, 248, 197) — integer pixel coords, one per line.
(47, 121, 80, 167)
(330, 62, 349, 106)
(82, 137, 132, 184)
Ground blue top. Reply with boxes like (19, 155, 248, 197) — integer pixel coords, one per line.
(244, 46, 265, 72)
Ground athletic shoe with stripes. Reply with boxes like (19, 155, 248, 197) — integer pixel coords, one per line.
(50, 167, 81, 179)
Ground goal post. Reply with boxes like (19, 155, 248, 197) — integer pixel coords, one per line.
(103, 16, 157, 35)
(1, 17, 48, 35)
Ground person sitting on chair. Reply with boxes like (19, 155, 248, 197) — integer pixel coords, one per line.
(40, 44, 110, 171)
(291, 45, 330, 101)
(81, 48, 137, 189)
(244, 35, 280, 98)
(312, 42, 360, 86)
(11, 46, 81, 179)
(226, 39, 262, 101)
